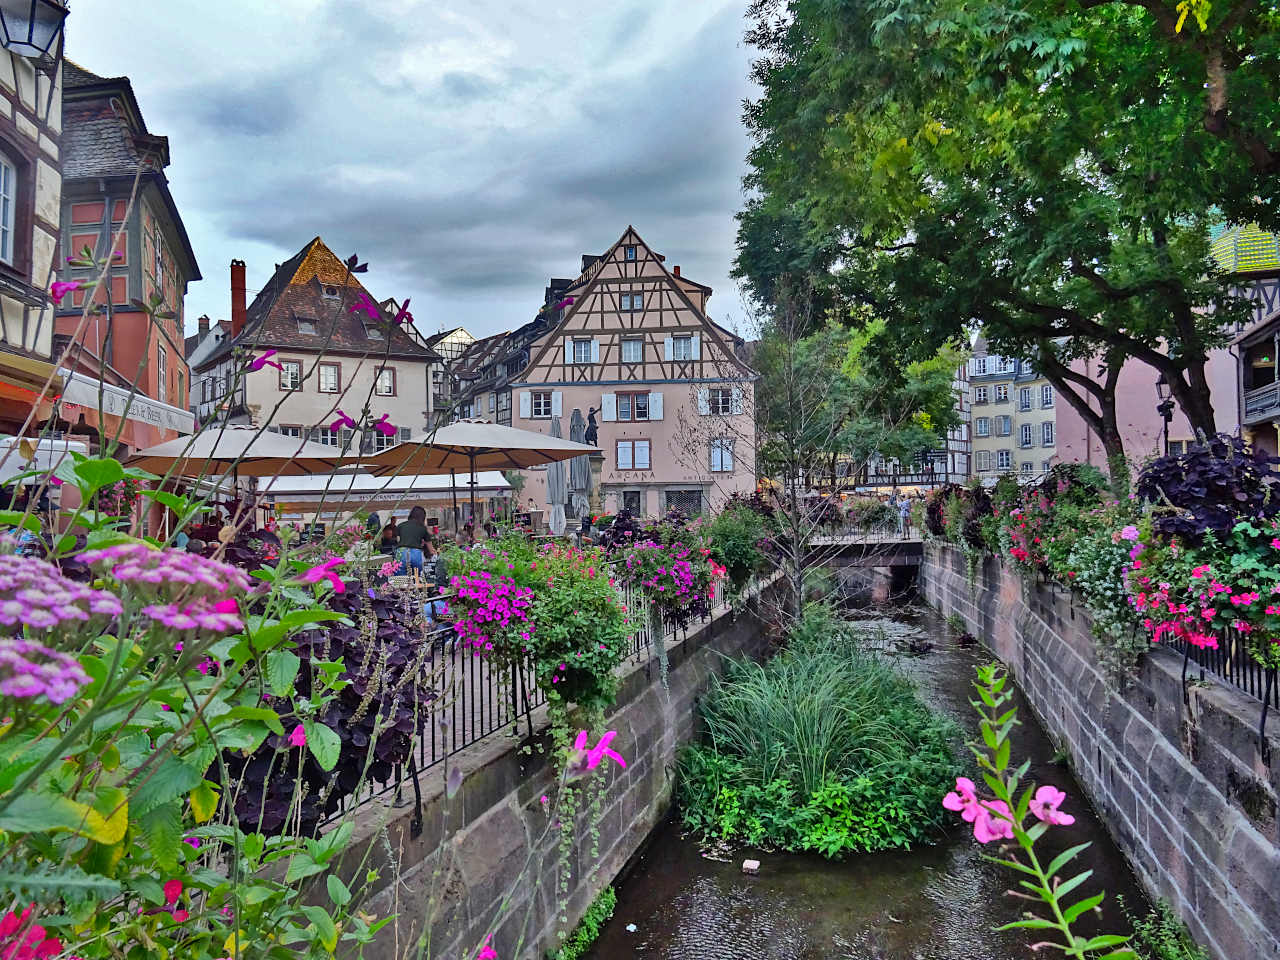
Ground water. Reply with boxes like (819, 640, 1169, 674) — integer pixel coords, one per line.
(585, 606, 1147, 960)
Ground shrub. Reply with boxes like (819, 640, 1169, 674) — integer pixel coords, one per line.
(1136, 433, 1280, 542)
(1124, 898, 1209, 960)
(549, 886, 617, 960)
(706, 504, 767, 592)
(678, 606, 959, 856)
(845, 497, 896, 531)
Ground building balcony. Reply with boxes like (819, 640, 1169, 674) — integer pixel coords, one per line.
(1244, 381, 1280, 424)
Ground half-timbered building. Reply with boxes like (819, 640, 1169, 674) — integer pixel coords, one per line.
(513, 227, 755, 517)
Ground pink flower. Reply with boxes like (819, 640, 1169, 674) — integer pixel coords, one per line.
(476, 935, 498, 960)
(1029, 785, 1075, 826)
(163, 879, 182, 906)
(288, 724, 306, 747)
(372, 413, 397, 437)
(391, 298, 412, 325)
(1271, 538, 1280, 550)
(972, 799, 1015, 844)
(247, 349, 283, 372)
(299, 556, 345, 593)
(330, 410, 357, 432)
(942, 777, 981, 822)
(183, 837, 200, 849)
(567, 730, 626, 779)
(45, 475, 61, 487)
(50, 280, 82, 304)
(1119, 525, 1139, 541)
(350, 291, 380, 320)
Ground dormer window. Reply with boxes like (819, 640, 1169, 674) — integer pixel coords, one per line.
(363, 321, 384, 340)
(322, 285, 340, 299)
(296, 316, 317, 335)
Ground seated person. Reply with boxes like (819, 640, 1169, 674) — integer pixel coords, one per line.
(379, 520, 399, 553)
(396, 506, 429, 573)
(422, 540, 451, 623)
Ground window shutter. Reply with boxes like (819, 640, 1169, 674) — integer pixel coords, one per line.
(691, 333, 701, 360)
(519, 391, 531, 419)
(617, 441, 632, 470)
(697, 388, 710, 415)
(601, 393, 617, 422)
(731, 387, 744, 415)
(563, 339, 573, 364)
(649, 392, 663, 420)
(664, 337, 674, 361)
(635, 440, 650, 469)
(551, 391, 562, 417)
(724, 439, 734, 472)
(591, 338, 600, 363)
(709, 441, 718, 472)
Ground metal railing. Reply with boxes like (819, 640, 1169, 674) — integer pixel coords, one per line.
(1169, 628, 1278, 755)
(323, 571, 725, 826)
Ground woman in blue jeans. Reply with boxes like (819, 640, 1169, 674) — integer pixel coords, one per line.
(396, 505, 429, 574)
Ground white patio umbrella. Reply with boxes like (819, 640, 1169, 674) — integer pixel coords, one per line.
(127, 426, 360, 477)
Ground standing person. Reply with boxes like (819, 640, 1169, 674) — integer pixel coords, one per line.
(396, 506, 429, 573)
(890, 492, 903, 537)
(379, 519, 399, 554)
(898, 496, 912, 538)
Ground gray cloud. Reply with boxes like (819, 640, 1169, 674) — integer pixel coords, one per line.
(65, 1, 756, 335)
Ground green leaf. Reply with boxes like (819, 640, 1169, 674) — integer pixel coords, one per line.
(189, 780, 219, 824)
(997, 917, 1060, 930)
(249, 610, 346, 653)
(0, 792, 114, 842)
(1062, 890, 1105, 924)
(1044, 842, 1090, 879)
(0, 510, 39, 533)
(1053, 869, 1094, 903)
(132, 755, 202, 815)
(73, 458, 125, 494)
(211, 706, 285, 736)
(304, 720, 342, 772)
(140, 799, 182, 872)
(301, 904, 339, 952)
(266, 650, 301, 698)
(284, 854, 325, 884)
(138, 489, 191, 512)
(326, 874, 351, 906)
(1078, 934, 1130, 950)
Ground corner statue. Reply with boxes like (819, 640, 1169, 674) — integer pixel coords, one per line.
(584, 407, 599, 446)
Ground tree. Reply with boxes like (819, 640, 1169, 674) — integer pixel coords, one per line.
(736, 0, 1273, 464)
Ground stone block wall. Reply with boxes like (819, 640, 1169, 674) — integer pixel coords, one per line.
(345, 583, 777, 960)
(922, 543, 1280, 960)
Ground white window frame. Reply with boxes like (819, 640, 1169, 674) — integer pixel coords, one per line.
(1042, 421, 1055, 446)
(1041, 384, 1054, 408)
(156, 347, 167, 403)
(280, 361, 302, 391)
(997, 449, 1012, 470)
(672, 335, 693, 361)
(1020, 423, 1033, 448)
(975, 417, 990, 437)
(318, 362, 340, 394)
(974, 386, 988, 404)
(997, 357, 1016, 374)
(1021, 461, 1034, 475)
(531, 391, 552, 419)
(0, 154, 14, 266)
(1019, 387, 1032, 411)
(375, 367, 396, 397)
(994, 383, 1009, 403)
(709, 388, 733, 416)
(621, 338, 643, 363)
(710, 437, 734, 472)
(976, 450, 993, 471)
(996, 415, 1011, 436)
(972, 357, 988, 376)
(572, 338, 593, 364)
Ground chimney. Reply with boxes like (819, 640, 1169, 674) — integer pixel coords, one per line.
(198, 314, 210, 336)
(230, 260, 247, 338)
(673, 265, 681, 277)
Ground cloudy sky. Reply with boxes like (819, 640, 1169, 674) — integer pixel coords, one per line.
(66, 0, 758, 340)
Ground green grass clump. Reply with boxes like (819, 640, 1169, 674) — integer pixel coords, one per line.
(677, 604, 959, 856)
(1125, 899, 1209, 960)
(549, 886, 617, 960)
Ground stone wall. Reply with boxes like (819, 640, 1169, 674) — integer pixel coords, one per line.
(921, 543, 1280, 960)
(343, 582, 777, 960)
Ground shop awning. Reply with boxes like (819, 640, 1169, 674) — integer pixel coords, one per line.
(59, 369, 195, 435)
(0, 351, 62, 404)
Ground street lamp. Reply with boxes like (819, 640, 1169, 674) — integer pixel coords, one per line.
(0, 0, 67, 61)
(1155, 373, 1175, 456)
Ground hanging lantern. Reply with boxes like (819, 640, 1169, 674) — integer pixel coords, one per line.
(0, 0, 67, 60)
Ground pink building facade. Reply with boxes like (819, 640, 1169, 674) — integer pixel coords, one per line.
(513, 228, 756, 517)
(1055, 348, 1240, 468)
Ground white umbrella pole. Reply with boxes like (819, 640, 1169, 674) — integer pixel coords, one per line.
(450, 468, 458, 533)
(469, 452, 477, 530)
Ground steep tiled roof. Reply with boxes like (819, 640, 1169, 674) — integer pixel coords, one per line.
(454, 331, 509, 379)
(198, 238, 439, 370)
(62, 101, 145, 178)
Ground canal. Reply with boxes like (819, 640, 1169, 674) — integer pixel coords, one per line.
(585, 606, 1147, 959)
